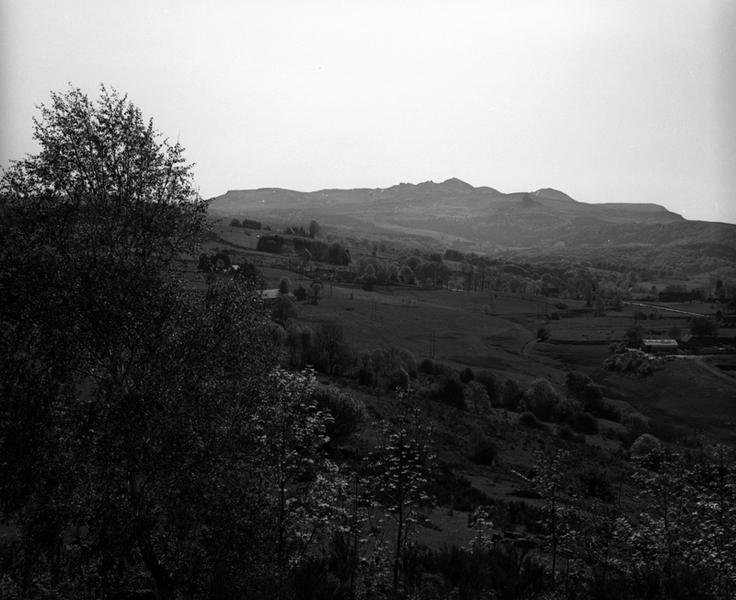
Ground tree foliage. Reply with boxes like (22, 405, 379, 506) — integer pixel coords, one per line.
(690, 315, 718, 337)
(368, 399, 435, 597)
(522, 378, 560, 422)
(0, 87, 344, 599)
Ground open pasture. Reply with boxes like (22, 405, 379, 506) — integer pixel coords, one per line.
(603, 358, 736, 441)
(546, 316, 684, 343)
(529, 341, 612, 372)
(177, 251, 736, 440)
(625, 300, 714, 318)
(546, 303, 693, 343)
(295, 285, 568, 384)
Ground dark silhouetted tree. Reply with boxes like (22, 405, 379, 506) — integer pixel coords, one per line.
(0, 86, 348, 599)
(309, 219, 320, 238)
(690, 316, 718, 337)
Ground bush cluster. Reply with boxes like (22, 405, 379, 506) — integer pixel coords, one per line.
(521, 379, 559, 421)
(557, 424, 585, 443)
(500, 378, 524, 410)
(312, 385, 365, 448)
(415, 362, 504, 413)
(356, 347, 417, 391)
(519, 411, 546, 429)
(565, 371, 620, 421)
(604, 349, 658, 377)
(571, 411, 599, 435)
(471, 436, 498, 465)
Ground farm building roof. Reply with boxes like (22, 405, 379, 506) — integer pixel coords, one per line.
(257, 289, 281, 301)
(642, 338, 678, 347)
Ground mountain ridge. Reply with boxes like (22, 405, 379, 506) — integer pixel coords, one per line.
(212, 178, 682, 221)
(208, 179, 735, 269)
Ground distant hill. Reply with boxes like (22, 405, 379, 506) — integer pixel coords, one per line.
(208, 178, 736, 268)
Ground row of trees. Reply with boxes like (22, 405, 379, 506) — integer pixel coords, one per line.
(256, 235, 350, 266)
(283, 219, 320, 238)
(229, 217, 263, 229)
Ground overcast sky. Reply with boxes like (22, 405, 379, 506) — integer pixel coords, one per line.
(2, 0, 735, 223)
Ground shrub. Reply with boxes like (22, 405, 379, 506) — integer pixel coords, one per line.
(690, 316, 718, 337)
(256, 235, 285, 254)
(557, 425, 584, 443)
(418, 358, 434, 375)
(571, 411, 598, 435)
(418, 543, 547, 598)
(212, 252, 231, 271)
(648, 418, 684, 443)
(553, 397, 581, 423)
(629, 433, 662, 460)
(271, 294, 298, 323)
(522, 378, 560, 422)
(388, 368, 410, 391)
(635, 362, 653, 377)
(536, 326, 550, 341)
(519, 411, 546, 430)
(580, 386, 604, 413)
(428, 465, 493, 511)
(500, 378, 524, 410)
(364, 347, 417, 389)
(294, 285, 307, 301)
(593, 401, 620, 422)
(397, 348, 418, 378)
(505, 500, 546, 533)
(622, 412, 649, 438)
(566, 373, 618, 419)
(439, 377, 465, 410)
(475, 371, 499, 403)
(577, 468, 614, 502)
(284, 322, 312, 369)
(548, 311, 560, 320)
(312, 386, 365, 447)
(471, 436, 498, 465)
(557, 424, 574, 441)
(311, 321, 354, 375)
(603, 349, 656, 377)
(431, 362, 449, 378)
(625, 324, 644, 347)
(565, 371, 595, 400)
(466, 380, 491, 413)
(459, 367, 474, 384)
(197, 253, 212, 273)
(242, 218, 261, 229)
(356, 367, 373, 387)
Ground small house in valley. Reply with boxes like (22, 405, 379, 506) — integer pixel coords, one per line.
(642, 338, 679, 354)
(257, 289, 282, 305)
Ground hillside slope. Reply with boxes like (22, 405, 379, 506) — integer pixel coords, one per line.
(209, 179, 735, 264)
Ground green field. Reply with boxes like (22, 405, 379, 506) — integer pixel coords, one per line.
(184, 228, 736, 445)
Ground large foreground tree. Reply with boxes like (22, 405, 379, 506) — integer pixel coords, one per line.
(0, 87, 345, 599)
